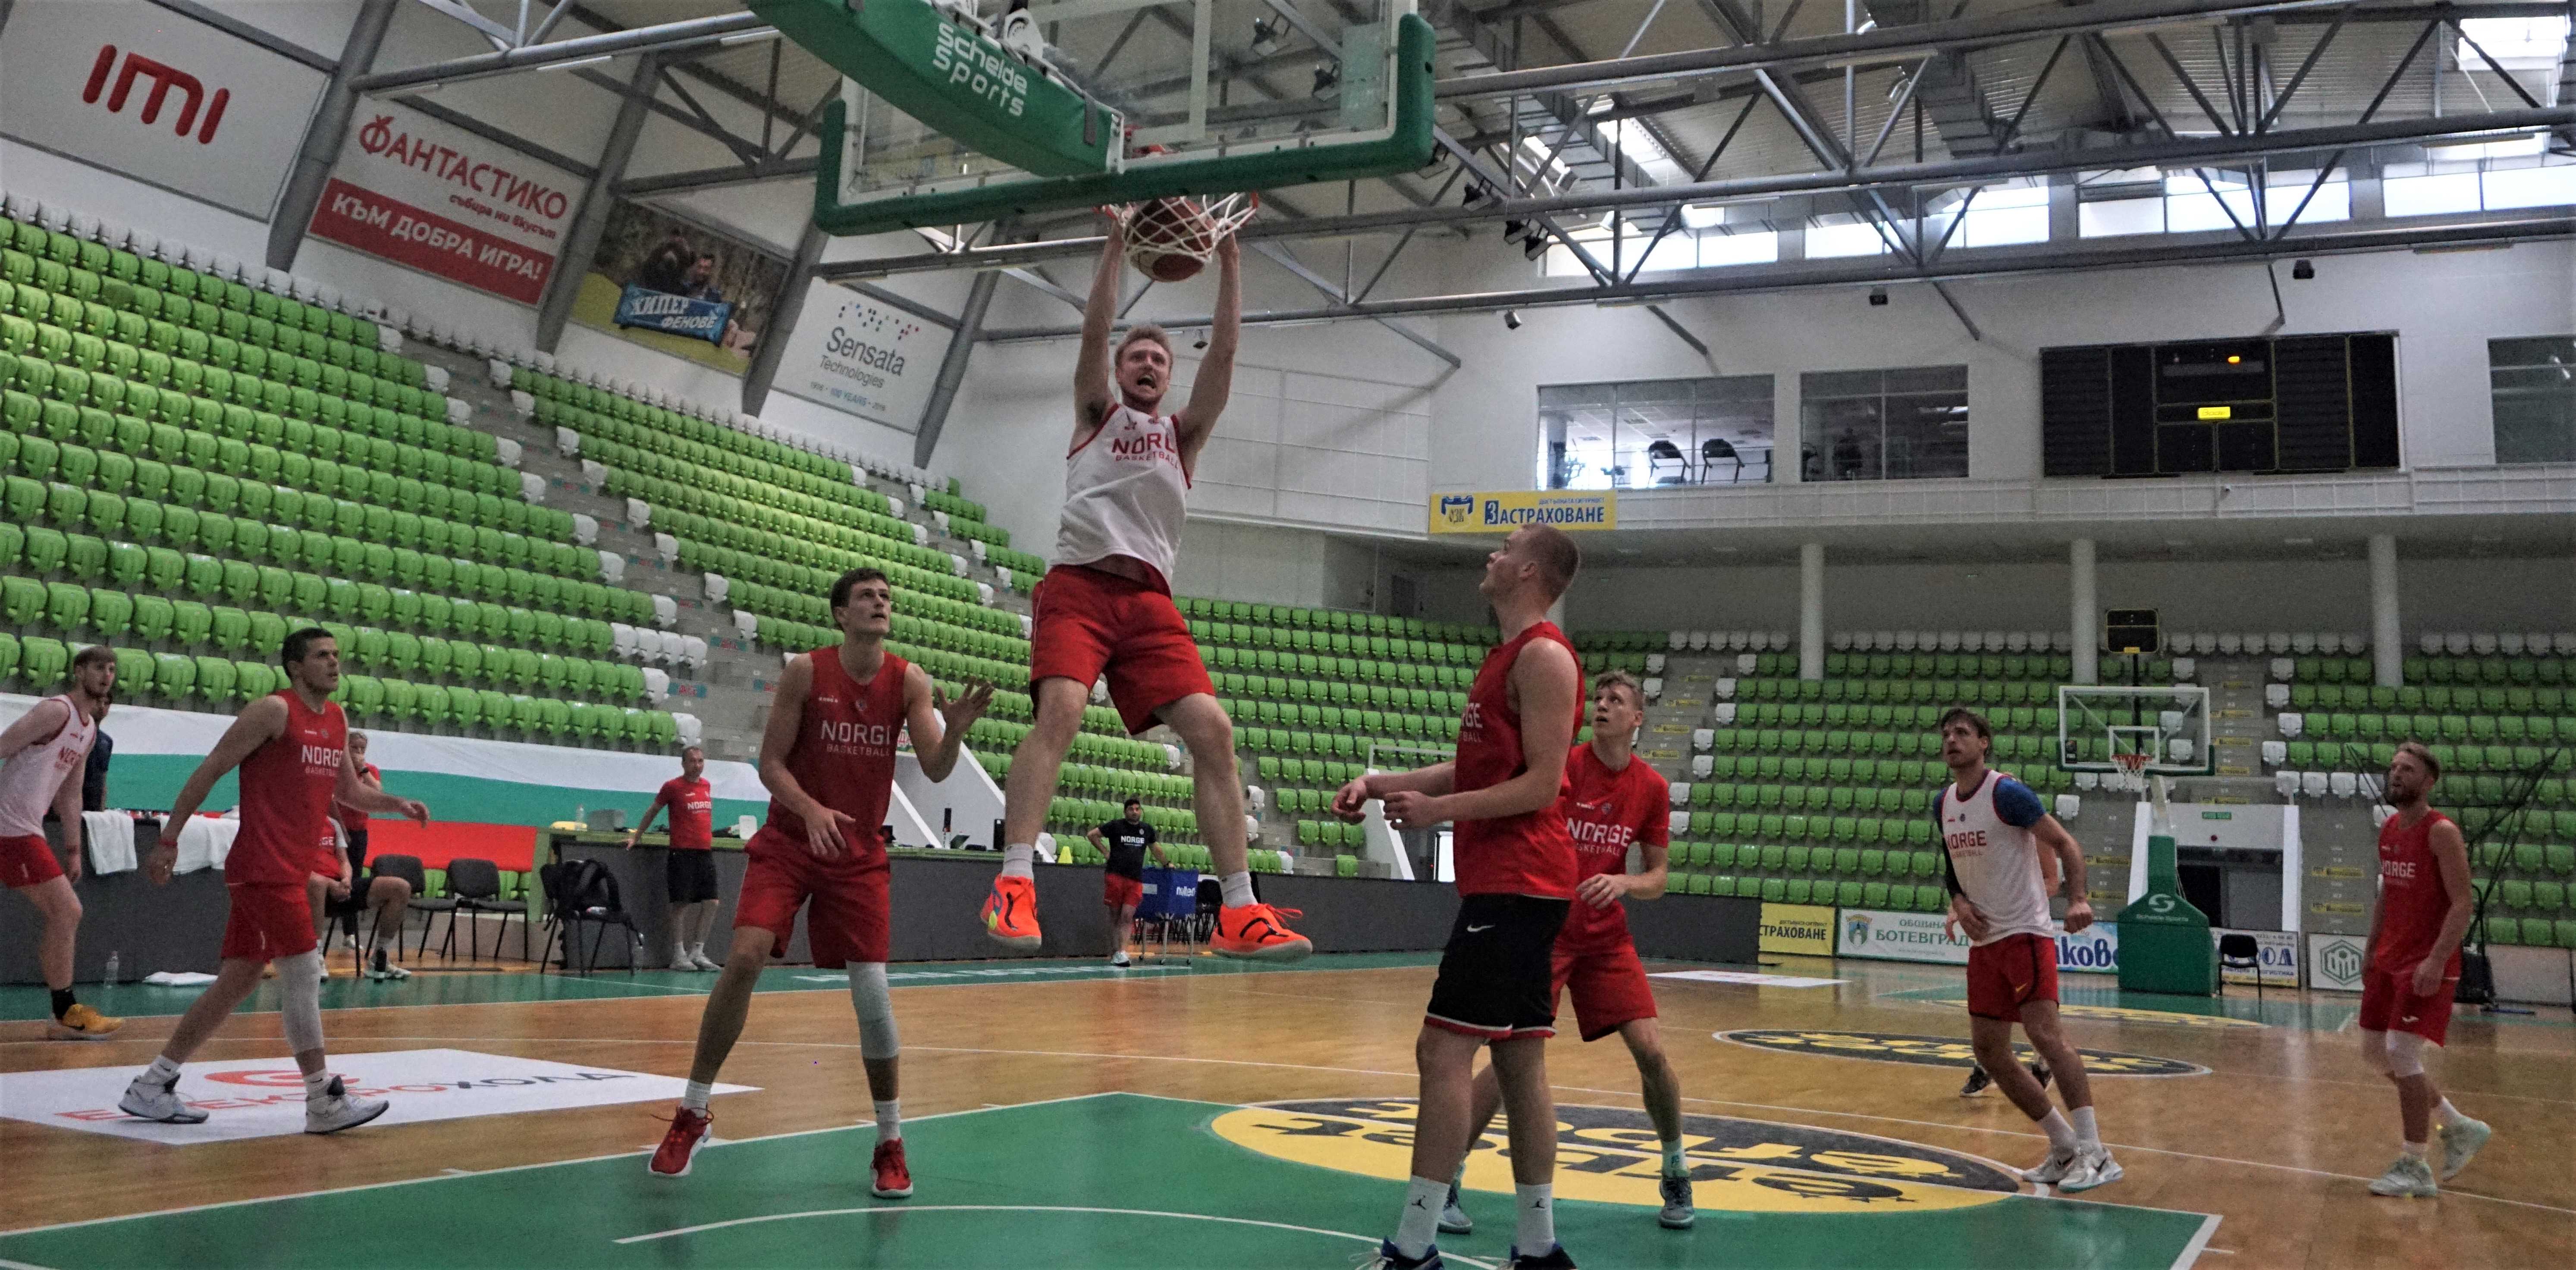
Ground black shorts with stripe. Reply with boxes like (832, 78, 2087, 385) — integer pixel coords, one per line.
(1424, 894, 1571, 1041)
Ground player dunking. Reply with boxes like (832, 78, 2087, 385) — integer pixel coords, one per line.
(119, 628, 430, 1133)
(1935, 707, 2119, 1192)
(649, 568, 990, 1195)
(1441, 668, 1693, 1236)
(1341, 524, 1586, 1270)
(2359, 740, 2491, 1198)
(0, 645, 124, 1040)
(981, 210, 1306, 961)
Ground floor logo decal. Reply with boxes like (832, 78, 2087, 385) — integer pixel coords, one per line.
(1717, 1030, 2209, 1076)
(1214, 1098, 2020, 1213)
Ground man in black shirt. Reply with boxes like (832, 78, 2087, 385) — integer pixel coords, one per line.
(1088, 799, 1167, 967)
(82, 709, 112, 812)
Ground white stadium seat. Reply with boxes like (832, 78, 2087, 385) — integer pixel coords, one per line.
(2261, 740, 2287, 767)
(1669, 783, 1692, 808)
(1692, 728, 1715, 752)
(2444, 633, 2470, 655)
(2075, 771, 2100, 792)
(1735, 654, 1760, 675)
(2302, 772, 2331, 799)
(1645, 654, 1666, 674)
(2275, 771, 2301, 799)
(2165, 738, 2196, 764)
(642, 668, 671, 699)
(1667, 631, 1688, 650)
(1830, 632, 1855, 651)
(652, 595, 680, 629)
(734, 611, 759, 640)
(1711, 678, 1736, 700)
(596, 551, 625, 584)
(1690, 754, 1714, 779)
(1939, 631, 1963, 651)
(611, 623, 639, 658)
(1669, 811, 1691, 837)
(2265, 633, 2290, 654)
(653, 533, 680, 564)
(681, 637, 709, 670)
(673, 714, 703, 747)
(1711, 703, 1738, 725)
(2271, 657, 2295, 680)
(570, 514, 599, 547)
(2472, 633, 2498, 655)
(2054, 794, 2080, 821)
(2290, 632, 2316, 654)
(2171, 657, 2196, 680)
(1688, 630, 1712, 650)
(2218, 634, 2243, 654)
(2265, 684, 2291, 709)
(2278, 712, 2304, 738)
(1895, 631, 1919, 652)
(702, 573, 729, 604)
(1642, 677, 1664, 701)
(2329, 771, 2359, 798)
(2499, 633, 2526, 655)
(2420, 632, 2446, 655)
(2004, 631, 2028, 652)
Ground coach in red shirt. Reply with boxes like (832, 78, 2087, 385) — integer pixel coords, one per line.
(629, 746, 720, 971)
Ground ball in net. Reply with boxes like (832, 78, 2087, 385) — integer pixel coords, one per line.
(1124, 197, 1221, 282)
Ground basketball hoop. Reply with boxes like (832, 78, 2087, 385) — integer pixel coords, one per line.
(1106, 193, 1260, 281)
(2108, 752, 2152, 795)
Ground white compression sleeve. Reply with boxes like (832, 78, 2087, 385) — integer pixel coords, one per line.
(2360, 1029, 2394, 1077)
(850, 962, 899, 1060)
(278, 950, 326, 1052)
(2385, 1029, 2429, 1078)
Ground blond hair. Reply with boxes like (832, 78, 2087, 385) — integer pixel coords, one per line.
(1116, 324, 1172, 358)
(1593, 670, 1643, 707)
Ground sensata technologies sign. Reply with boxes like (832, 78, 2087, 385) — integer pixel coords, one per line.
(1428, 489, 1616, 534)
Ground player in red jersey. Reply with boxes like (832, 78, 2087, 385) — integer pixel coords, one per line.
(628, 745, 722, 971)
(1338, 523, 1585, 1270)
(0, 644, 123, 1039)
(982, 218, 1308, 962)
(119, 628, 430, 1134)
(2360, 740, 2490, 1197)
(1440, 668, 1692, 1236)
(648, 568, 991, 1197)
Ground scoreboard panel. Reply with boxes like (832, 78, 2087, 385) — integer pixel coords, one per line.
(2040, 333, 2399, 477)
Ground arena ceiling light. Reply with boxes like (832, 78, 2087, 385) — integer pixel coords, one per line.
(2454, 16, 2570, 72)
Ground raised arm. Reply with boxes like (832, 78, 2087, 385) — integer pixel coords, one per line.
(1073, 222, 1126, 440)
(903, 665, 992, 784)
(337, 749, 427, 825)
(759, 655, 850, 859)
(1174, 235, 1240, 463)
(146, 696, 289, 883)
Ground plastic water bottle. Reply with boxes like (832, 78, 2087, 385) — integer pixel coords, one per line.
(575, 804, 587, 830)
(104, 951, 120, 985)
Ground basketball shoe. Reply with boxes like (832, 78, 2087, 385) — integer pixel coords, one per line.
(2368, 1154, 2438, 1198)
(2438, 1115, 2492, 1181)
(1504, 1244, 1578, 1269)
(1212, 903, 1311, 960)
(46, 1003, 124, 1040)
(1361, 1240, 1443, 1269)
(1438, 1180, 1472, 1234)
(981, 875, 1042, 950)
(119, 1071, 209, 1124)
(2055, 1146, 2123, 1192)
(649, 1107, 712, 1177)
(871, 1139, 913, 1198)
(304, 1077, 389, 1135)
(1658, 1173, 1695, 1229)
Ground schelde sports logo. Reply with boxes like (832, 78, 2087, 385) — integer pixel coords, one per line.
(0, 1049, 752, 1145)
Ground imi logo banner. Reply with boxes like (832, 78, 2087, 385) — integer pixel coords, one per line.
(775, 280, 955, 431)
(308, 101, 581, 304)
(0, 1049, 752, 1145)
(0, 3, 325, 219)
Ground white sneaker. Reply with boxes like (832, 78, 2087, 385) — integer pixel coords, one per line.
(2439, 1116, 2492, 1182)
(688, 950, 720, 972)
(2021, 1148, 2078, 1185)
(668, 949, 693, 971)
(1437, 1179, 1472, 1234)
(2369, 1153, 2438, 1197)
(2056, 1146, 2124, 1192)
(366, 950, 411, 980)
(119, 1073, 209, 1124)
(1109, 950, 1132, 968)
(305, 1077, 390, 1135)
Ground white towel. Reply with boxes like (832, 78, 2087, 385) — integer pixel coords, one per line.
(142, 971, 218, 987)
(173, 815, 239, 874)
(81, 811, 137, 875)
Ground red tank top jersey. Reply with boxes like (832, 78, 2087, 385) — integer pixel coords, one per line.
(1556, 742, 1671, 952)
(231, 692, 348, 885)
(1451, 621, 1581, 899)
(751, 648, 907, 868)
(2372, 809, 2461, 976)
(659, 777, 715, 850)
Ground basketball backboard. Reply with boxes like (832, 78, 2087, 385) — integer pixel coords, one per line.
(755, 0, 1433, 236)
(2056, 684, 2214, 778)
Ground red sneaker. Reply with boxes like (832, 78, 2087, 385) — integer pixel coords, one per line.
(649, 1107, 712, 1177)
(981, 874, 1042, 950)
(872, 1138, 914, 1198)
(1213, 903, 1312, 961)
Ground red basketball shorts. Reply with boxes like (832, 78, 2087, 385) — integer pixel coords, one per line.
(222, 882, 320, 962)
(1553, 938, 1659, 1042)
(2359, 964, 2457, 1046)
(1965, 932, 2059, 1021)
(736, 831, 890, 968)
(0, 834, 64, 889)
(1029, 564, 1214, 734)
(1103, 872, 1145, 909)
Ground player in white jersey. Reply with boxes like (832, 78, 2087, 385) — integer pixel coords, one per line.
(0, 646, 124, 1039)
(980, 210, 1309, 962)
(1935, 706, 2119, 1192)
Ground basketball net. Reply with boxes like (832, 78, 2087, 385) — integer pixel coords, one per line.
(1107, 192, 1260, 268)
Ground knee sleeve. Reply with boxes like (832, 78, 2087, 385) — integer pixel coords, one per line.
(2360, 1029, 2393, 1077)
(850, 962, 899, 1060)
(278, 950, 326, 1053)
(2385, 1030, 2429, 1078)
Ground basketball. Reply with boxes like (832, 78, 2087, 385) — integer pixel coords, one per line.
(1125, 196, 1217, 282)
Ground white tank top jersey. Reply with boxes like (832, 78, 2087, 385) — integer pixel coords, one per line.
(1055, 402, 1189, 588)
(1938, 769, 2056, 947)
(0, 697, 95, 837)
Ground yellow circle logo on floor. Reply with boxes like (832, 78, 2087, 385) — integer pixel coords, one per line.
(1719, 1030, 2211, 1074)
(1214, 1099, 2019, 1214)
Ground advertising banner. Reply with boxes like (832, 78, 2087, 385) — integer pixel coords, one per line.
(306, 100, 580, 304)
(2307, 931, 2368, 992)
(1429, 489, 1616, 534)
(569, 201, 788, 374)
(2215, 928, 2300, 987)
(1757, 903, 1836, 956)
(772, 279, 954, 430)
(1835, 908, 2123, 975)
(0, 2, 325, 219)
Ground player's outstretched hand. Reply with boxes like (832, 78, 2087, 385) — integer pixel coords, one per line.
(939, 678, 995, 735)
(1383, 790, 1443, 830)
(1214, 232, 1239, 265)
(398, 799, 430, 827)
(1330, 776, 1373, 823)
(806, 807, 858, 860)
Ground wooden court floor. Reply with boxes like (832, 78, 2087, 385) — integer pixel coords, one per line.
(0, 949, 2568, 1268)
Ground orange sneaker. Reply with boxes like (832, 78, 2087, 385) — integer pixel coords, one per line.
(1213, 903, 1312, 961)
(872, 1138, 913, 1198)
(981, 874, 1042, 950)
(649, 1106, 712, 1178)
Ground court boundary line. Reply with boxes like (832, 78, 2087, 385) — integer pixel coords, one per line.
(0, 1091, 1123, 1239)
(611, 1203, 1501, 1269)
(2171, 1214, 2224, 1270)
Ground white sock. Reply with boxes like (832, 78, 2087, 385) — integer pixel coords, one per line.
(672, 946, 689, 966)
(1219, 870, 1256, 909)
(2070, 1105, 2099, 1146)
(682, 1080, 713, 1112)
(145, 1055, 181, 1083)
(1393, 1175, 1445, 1258)
(2402, 1139, 2428, 1159)
(1514, 1182, 1556, 1254)
(1660, 1138, 1688, 1176)
(303, 1070, 334, 1099)
(1001, 843, 1035, 879)
(2436, 1099, 2471, 1129)
(874, 1099, 902, 1142)
(2037, 1108, 2078, 1153)
(689, 941, 706, 960)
